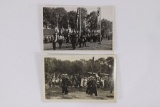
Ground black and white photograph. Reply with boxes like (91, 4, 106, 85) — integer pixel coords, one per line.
(43, 55, 116, 101)
(43, 6, 114, 50)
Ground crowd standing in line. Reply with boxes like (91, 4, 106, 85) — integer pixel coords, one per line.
(44, 30, 103, 50)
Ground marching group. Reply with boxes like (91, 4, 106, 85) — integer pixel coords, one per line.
(45, 74, 114, 96)
(44, 30, 102, 50)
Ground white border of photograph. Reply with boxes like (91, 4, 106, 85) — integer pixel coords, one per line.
(42, 54, 117, 102)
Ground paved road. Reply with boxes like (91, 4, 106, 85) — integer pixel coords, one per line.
(43, 39, 112, 50)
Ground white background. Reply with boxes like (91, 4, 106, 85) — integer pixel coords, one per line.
(0, 0, 160, 107)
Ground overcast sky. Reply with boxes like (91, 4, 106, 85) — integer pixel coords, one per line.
(46, 6, 114, 22)
(44, 54, 114, 61)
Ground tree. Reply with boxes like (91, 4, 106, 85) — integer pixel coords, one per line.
(54, 8, 67, 30)
(70, 60, 84, 75)
(101, 19, 112, 38)
(87, 11, 98, 31)
(106, 57, 114, 75)
(43, 7, 55, 29)
(86, 59, 93, 73)
(61, 14, 69, 29)
(67, 11, 77, 30)
(45, 57, 114, 78)
(44, 57, 57, 73)
(43, 7, 67, 29)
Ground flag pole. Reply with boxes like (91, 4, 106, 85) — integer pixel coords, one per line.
(92, 57, 94, 74)
(100, 7, 101, 44)
(80, 7, 81, 37)
(68, 19, 69, 29)
(76, 12, 78, 32)
(97, 7, 98, 33)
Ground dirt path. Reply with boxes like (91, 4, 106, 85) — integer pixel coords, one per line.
(47, 88, 114, 100)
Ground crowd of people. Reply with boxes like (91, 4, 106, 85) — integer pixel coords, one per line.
(44, 30, 102, 50)
(45, 73, 114, 96)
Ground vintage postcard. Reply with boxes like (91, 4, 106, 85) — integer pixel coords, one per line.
(43, 6, 114, 51)
(43, 54, 116, 102)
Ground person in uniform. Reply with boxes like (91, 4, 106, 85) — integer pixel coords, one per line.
(58, 32, 64, 49)
(77, 74, 81, 88)
(70, 30, 76, 50)
(87, 32, 91, 42)
(82, 32, 87, 47)
(52, 31, 58, 50)
(86, 77, 91, 94)
(92, 31, 96, 42)
(109, 78, 114, 93)
(76, 31, 79, 46)
(62, 76, 69, 94)
(73, 76, 77, 87)
(44, 36, 47, 43)
(84, 77, 87, 87)
(51, 77, 55, 87)
(78, 33, 83, 48)
(90, 77, 97, 96)
(65, 30, 70, 48)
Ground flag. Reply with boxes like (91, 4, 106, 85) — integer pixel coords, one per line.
(97, 7, 100, 16)
(76, 8, 80, 30)
(97, 7, 101, 30)
(97, 7, 101, 43)
(76, 8, 79, 23)
(76, 8, 79, 18)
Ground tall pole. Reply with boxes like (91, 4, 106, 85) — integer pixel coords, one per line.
(76, 15, 78, 32)
(97, 7, 98, 33)
(76, 8, 78, 32)
(92, 57, 94, 75)
(56, 14, 59, 33)
(97, 7, 101, 44)
(84, 12, 86, 29)
(79, 7, 81, 37)
(57, 17, 58, 28)
(99, 7, 101, 44)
